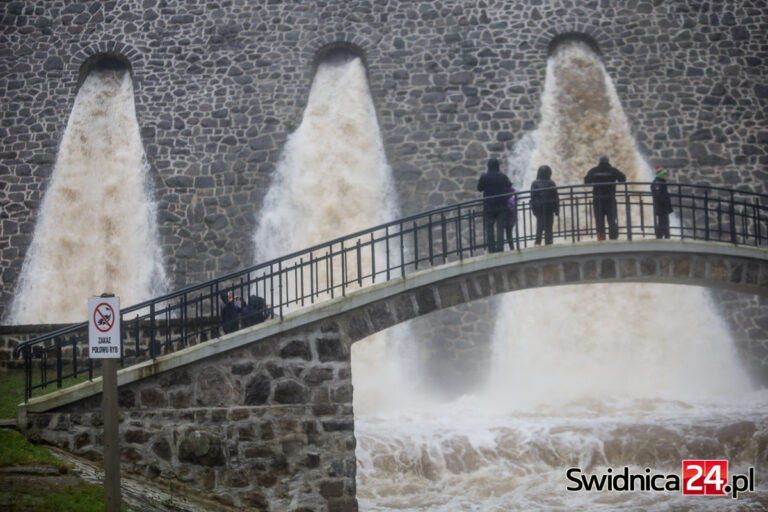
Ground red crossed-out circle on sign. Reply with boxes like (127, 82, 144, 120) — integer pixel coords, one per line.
(93, 303, 116, 333)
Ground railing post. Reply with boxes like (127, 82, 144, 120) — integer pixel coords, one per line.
(356, 240, 362, 286)
(309, 255, 315, 303)
(457, 205, 463, 260)
(400, 221, 405, 278)
(441, 212, 447, 263)
(385, 225, 391, 281)
(704, 189, 710, 241)
(413, 221, 419, 269)
(428, 215, 434, 266)
(729, 190, 737, 244)
(570, 187, 576, 243)
(370, 233, 376, 284)
(341, 240, 347, 297)
(624, 182, 632, 241)
(71, 336, 78, 381)
(23, 345, 31, 402)
(55, 336, 62, 388)
(149, 301, 156, 360)
(278, 259, 284, 318)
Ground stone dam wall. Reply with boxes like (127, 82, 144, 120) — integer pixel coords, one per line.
(1, 1, 766, 388)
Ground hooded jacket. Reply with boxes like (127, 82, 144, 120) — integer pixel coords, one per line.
(651, 177, 673, 213)
(477, 158, 512, 212)
(584, 161, 626, 198)
(530, 165, 559, 217)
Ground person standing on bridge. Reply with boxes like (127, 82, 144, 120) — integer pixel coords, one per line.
(651, 165, 673, 239)
(504, 184, 518, 250)
(584, 155, 626, 240)
(530, 165, 559, 246)
(477, 157, 512, 253)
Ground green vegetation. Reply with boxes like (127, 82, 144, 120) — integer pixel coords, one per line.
(0, 429, 67, 470)
(0, 369, 25, 419)
(0, 372, 117, 511)
(1, 482, 109, 512)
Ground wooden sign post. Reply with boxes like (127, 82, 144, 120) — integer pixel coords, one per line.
(88, 293, 121, 512)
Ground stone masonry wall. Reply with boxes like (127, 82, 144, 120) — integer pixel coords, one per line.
(25, 319, 359, 511)
(1, 1, 766, 389)
(1, 0, 766, 314)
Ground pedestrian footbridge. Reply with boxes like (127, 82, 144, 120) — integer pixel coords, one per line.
(11, 183, 768, 510)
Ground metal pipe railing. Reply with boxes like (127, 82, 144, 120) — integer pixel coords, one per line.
(12, 182, 768, 400)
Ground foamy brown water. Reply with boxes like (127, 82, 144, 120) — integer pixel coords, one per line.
(7, 69, 166, 324)
(353, 42, 767, 510)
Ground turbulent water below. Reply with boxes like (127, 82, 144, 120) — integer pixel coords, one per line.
(355, 395, 768, 511)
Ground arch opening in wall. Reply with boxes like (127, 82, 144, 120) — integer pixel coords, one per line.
(312, 42, 368, 81)
(76, 52, 133, 92)
(548, 32, 602, 58)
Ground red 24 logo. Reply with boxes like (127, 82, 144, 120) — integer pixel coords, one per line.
(682, 460, 728, 496)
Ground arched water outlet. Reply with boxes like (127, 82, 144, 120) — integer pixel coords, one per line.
(6, 56, 167, 324)
(251, 48, 419, 415)
(354, 40, 767, 511)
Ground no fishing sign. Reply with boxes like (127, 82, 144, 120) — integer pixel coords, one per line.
(88, 296, 121, 358)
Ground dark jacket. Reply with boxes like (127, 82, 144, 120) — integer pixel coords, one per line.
(506, 186, 517, 226)
(477, 158, 512, 212)
(220, 292, 241, 334)
(651, 177, 673, 213)
(242, 295, 272, 327)
(584, 161, 626, 198)
(530, 166, 559, 217)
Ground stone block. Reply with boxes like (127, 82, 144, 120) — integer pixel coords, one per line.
(619, 258, 637, 278)
(437, 281, 464, 308)
(316, 337, 347, 362)
(600, 259, 616, 279)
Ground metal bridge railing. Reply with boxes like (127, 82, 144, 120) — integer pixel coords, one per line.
(12, 182, 768, 400)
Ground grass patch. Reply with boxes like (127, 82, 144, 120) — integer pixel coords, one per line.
(0, 429, 67, 470)
(0, 368, 97, 420)
(1, 481, 111, 512)
(0, 369, 25, 419)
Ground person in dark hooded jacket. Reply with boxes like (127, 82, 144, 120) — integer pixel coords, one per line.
(530, 165, 559, 245)
(242, 295, 273, 327)
(477, 157, 512, 252)
(503, 185, 518, 250)
(220, 290, 242, 334)
(584, 155, 626, 240)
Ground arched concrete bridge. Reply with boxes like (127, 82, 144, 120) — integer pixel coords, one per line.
(18, 239, 768, 510)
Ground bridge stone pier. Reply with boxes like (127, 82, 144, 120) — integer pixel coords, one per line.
(17, 241, 768, 510)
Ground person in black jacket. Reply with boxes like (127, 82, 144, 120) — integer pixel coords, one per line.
(651, 165, 673, 239)
(584, 155, 626, 240)
(220, 290, 242, 334)
(477, 157, 512, 252)
(530, 165, 559, 245)
(242, 295, 273, 327)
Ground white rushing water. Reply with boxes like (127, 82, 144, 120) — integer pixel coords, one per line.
(354, 41, 767, 510)
(252, 55, 414, 414)
(6, 69, 166, 324)
(253, 55, 398, 263)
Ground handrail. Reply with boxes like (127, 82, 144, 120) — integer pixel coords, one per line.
(11, 182, 768, 400)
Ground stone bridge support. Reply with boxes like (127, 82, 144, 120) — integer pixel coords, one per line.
(23, 319, 361, 511)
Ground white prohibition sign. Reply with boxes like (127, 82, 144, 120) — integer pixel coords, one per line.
(93, 302, 116, 333)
